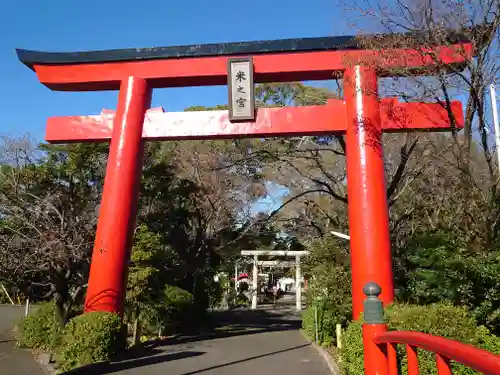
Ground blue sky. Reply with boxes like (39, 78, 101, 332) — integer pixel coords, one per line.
(0, 0, 350, 141)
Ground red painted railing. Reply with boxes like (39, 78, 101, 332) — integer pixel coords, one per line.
(361, 283, 500, 375)
(371, 330, 500, 375)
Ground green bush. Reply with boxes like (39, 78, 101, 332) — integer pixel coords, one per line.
(341, 303, 500, 375)
(397, 231, 500, 335)
(226, 290, 250, 309)
(58, 312, 125, 372)
(235, 293, 250, 307)
(340, 318, 363, 375)
(161, 285, 194, 334)
(163, 285, 193, 310)
(302, 303, 338, 346)
(18, 301, 63, 351)
(207, 280, 223, 309)
(302, 237, 352, 345)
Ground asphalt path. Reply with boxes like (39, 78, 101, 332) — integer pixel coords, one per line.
(0, 304, 45, 375)
(0, 303, 330, 375)
(66, 305, 330, 375)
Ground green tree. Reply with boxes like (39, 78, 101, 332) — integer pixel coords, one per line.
(396, 231, 500, 333)
(125, 224, 164, 341)
(0, 137, 107, 325)
(302, 236, 352, 345)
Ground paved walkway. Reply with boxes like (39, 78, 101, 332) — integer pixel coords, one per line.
(0, 305, 45, 375)
(1, 303, 331, 375)
(68, 305, 330, 375)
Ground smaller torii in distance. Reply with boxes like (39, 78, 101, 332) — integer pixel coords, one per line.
(17, 32, 472, 319)
(233, 256, 298, 309)
(240, 250, 310, 311)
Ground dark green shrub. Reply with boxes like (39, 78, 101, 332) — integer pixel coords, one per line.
(303, 296, 350, 346)
(341, 303, 500, 375)
(340, 318, 363, 375)
(236, 293, 250, 307)
(58, 312, 125, 372)
(161, 285, 194, 334)
(18, 301, 62, 351)
(302, 306, 316, 341)
(303, 298, 350, 347)
(302, 237, 352, 345)
(302, 304, 337, 346)
(163, 285, 193, 310)
(207, 280, 223, 309)
(474, 325, 500, 356)
(226, 291, 250, 309)
(396, 231, 500, 335)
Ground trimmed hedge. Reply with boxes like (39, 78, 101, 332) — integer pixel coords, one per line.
(58, 311, 126, 372)
(341, 303, 500, 375)
(18, 301, 62, 351)
(302, 302, 339, 347)
(301, 236, 352, 346)
(161, 285, 195, 334)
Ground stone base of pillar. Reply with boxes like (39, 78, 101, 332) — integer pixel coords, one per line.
(252, 295, 258, 310)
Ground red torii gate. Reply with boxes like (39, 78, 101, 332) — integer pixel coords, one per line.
(17, 34, 472, 319)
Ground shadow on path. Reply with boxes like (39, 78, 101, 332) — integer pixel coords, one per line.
(61, 306, 307, 375)
(62, 344, 310, 375)
(179, 344, 310, 375)
(63, 351, 205, 375)
(137, 306, 302, 349)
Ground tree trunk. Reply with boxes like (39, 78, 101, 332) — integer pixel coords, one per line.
(132, 317, 141, 345)
(53, 294, 66, 328)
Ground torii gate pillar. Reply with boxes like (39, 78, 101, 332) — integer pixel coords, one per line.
(295, 255, 302, 312)
(344, 67, 394, 315)
(84, 77, 151, 313)
(252, 255, 258, 310)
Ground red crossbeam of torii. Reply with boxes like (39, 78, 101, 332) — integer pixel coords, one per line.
(17, 32, 473, 319)
(46, 99, 463, 143)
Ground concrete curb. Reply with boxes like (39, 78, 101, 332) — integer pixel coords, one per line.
(300, 330, 341, 375)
